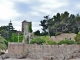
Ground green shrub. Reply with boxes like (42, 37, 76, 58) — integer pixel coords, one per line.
(47, 40, 57, 45)
(58, 39, 75, 45)
(0, 36, 7, 50)
(76, 41, 80, 44)
(30, 37, 45, 44)
(75, 32, 80, 42)
(7, 33, 23, 42)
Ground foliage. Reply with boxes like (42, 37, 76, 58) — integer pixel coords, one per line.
(8, 33, 23, 42)
(75, 32, 80, 42)
(0, 26, 8, 39)
(76, 41, 80, 44)
(34, 30, 40, 36)
(0, 36, 7, 50)
(0, 26, 8, 31)
(40, 32, 48, 36)
(46, 40, 57, 45)
(0, 21, 15, 39)
(30, 37, 45, 44)
(28, 22, 32, 33)
(40, 20, 47, 33)
(8, 21, 14, 38)
(58, 39, 75, 45)
(30, 36, 57, 45)
(40, 36, 57, 45)
(55, 32, 62, 36)
(40, 11, 79, 36)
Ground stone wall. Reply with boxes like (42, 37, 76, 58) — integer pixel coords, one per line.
(8, 43, 80, 60)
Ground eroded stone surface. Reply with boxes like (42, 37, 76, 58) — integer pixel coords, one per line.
(8, 43, 80, 60)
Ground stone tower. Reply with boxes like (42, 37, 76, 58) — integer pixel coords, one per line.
(22, 20, 32, 43)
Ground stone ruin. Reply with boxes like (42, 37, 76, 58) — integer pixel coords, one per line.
(22, 20, 33, 44)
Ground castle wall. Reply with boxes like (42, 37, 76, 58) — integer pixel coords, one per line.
(8, 43, 80, 60)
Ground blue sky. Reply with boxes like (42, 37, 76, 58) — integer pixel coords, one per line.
(0, 0, 80, 32)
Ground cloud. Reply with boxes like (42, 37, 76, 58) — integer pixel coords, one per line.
(76, 3, 80, 9)
(11, 0, 30, 3)
(0, 0, 20, 20)
(0, 0, 80, 32)
(32, 22, 42, 32)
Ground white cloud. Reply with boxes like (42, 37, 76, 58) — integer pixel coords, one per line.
(0, 0, 79, 32)
(76, 3, 80, 9)
(32, 22, 42, 32)
(11, 0, 30, 3)
(40, 0, 68, 9)
(30, 11, 41, 16)
(31, 0, 68, 16)
(0, 0, 20, 20)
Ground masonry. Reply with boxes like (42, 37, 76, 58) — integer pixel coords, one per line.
(8, 43, 80, 60)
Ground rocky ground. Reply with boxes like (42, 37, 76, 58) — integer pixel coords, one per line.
(5, 58, 32, 60)
(4, 58, 80, 60)
(5, 58, 43, 60)
(69, 58, 80, 60)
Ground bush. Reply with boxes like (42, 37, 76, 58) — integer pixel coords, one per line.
(58, 39, 75, 45)
(41, 36, 57, 45)
(0, 36, 7, 50)
(76, 41, 80, 44)
(7, 33, 23, 42)
(47, 40, 57, 45)
(75, 32, 80, 42)
(30, 37, 45, 44)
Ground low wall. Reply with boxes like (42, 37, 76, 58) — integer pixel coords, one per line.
(8, 43, 80, 60)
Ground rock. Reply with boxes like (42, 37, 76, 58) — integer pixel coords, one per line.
(0, 53, 9, 59)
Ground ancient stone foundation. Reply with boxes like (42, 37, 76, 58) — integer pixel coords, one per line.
(8, 43, 80, 60)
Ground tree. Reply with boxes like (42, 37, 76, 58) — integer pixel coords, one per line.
(0, 26, 8, 39)
(8, 20, 14, 39)
(8, 33, 23, 42)
(40, 11, 79, 36)
(34, 30, 40, 36)
(76, 14, 80, 32)
(40, 20, 47, 33)
(0, 36, 7, 53)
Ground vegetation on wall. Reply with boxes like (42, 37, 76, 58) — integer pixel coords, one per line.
(28, 22, 32, 33)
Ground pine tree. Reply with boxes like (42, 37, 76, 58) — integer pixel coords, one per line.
(8, 20, 14, 38)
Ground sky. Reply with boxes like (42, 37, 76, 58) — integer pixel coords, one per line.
(0, 0, 80, 32)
